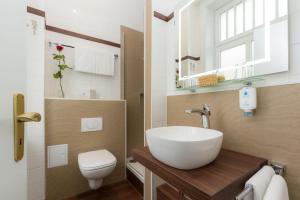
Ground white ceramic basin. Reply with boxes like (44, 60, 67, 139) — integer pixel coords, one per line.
(146, 126, 223, 170)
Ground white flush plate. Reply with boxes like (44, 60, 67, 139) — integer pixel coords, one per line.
(81, 117, 103, 132)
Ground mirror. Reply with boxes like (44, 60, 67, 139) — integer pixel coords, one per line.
(179, 0, 289, 82)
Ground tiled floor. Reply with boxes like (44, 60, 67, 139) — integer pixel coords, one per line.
(65, 180, 143, 200)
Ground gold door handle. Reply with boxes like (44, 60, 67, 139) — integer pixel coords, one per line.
(13, 93, 42, 161)
(17, 112, 41, 122)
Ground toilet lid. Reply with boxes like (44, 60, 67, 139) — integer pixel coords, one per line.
(78, 149, 117, 170)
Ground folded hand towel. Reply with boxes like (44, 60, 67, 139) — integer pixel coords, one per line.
(245, 166, 275, 200)
(263, 175, 289, 200)
(75, 46, 115, 76)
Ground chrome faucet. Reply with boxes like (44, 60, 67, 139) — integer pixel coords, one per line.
(185, 104, 211, 129)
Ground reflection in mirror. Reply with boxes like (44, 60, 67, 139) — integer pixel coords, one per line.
(178, 0, 289, 84)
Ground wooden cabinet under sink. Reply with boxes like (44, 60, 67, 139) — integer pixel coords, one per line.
(157, 184, 190, 200)
(132, 147, 267, 200)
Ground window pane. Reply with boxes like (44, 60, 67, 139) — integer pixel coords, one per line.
(221, 44, 246, 68)
(266, 0, 276, 21)
(255, 0, 264, 27)
(228, 8, 235, 38)
(221, 12, 227, 41)
(278, 0, 288, 17)
(245, 0, 253, 31)
(236, 3, 244, 34)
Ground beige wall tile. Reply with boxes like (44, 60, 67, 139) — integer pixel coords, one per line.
(45, 99, 126, 200)
(167, 84, 300, 200)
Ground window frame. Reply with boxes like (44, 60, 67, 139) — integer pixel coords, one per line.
(216, 34, 253, 69)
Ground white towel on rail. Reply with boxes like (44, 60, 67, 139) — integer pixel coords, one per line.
(245, 166, 275, 200)
(75, 46, 115, 76)
(263, 175, 289, 200)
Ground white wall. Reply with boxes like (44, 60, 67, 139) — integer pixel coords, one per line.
(151, 6, 175, 199)
(152, 18, 168, 128)
(151, 0, 186, 128)
(27, 0, 45, 10)
(45, 32, 122, 100)
(45, 0, 145, 99)
(45, 0, 144, 44)
(153, 0, 182, 15)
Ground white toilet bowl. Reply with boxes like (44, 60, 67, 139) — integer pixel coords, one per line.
(78, 149, 117, 190)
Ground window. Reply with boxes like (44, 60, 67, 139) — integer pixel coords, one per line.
(228, 8, 235, 38)
(245, 0, 254, 31)
(255, 0, 264, 27)
(220, 44, 246, 68)
(278, 0, 288, 17)
(216, 0, 288, 69)
(221, 13, 227, 41)
(266, 0, 276, 21)
(236, 3, 244, 35)
(218, 0, 288, 42)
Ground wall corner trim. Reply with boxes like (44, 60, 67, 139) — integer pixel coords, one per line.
(27, 6, 45, 17)
(153, 11, 174, 22)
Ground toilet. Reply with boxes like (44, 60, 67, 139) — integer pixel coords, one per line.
(78, 149, 117, 190)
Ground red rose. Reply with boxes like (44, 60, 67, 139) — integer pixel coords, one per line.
(56, 45, 64, 52)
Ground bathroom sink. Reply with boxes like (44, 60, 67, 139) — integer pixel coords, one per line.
(146, 126, 223, 170)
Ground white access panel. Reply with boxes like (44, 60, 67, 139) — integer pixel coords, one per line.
(47, 144, 68, 168)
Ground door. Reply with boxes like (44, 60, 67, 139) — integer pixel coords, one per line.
(0, 1, 44, 199)
(121, 26, 144, 157)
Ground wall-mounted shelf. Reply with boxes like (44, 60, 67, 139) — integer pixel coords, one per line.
(176, 76, 264, 92)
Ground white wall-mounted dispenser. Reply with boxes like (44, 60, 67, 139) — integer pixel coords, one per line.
(239, 82, 257, 117)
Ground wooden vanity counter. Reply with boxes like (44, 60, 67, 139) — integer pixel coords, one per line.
(132, 147, 267, 200)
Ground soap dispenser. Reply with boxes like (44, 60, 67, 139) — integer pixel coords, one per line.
(239, 82, 257, 117)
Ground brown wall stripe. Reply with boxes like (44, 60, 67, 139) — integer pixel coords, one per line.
(45, 25, 121, 48)
(175, 56, 201, 63)
(27, 6, 45, 17)
(154, 11, 174, 22)
(27, 6, 121, 48)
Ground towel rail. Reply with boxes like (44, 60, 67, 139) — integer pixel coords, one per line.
(49, 41, 75, 49)
(48, 42, 119, 58)
(235, 162, 286, 200)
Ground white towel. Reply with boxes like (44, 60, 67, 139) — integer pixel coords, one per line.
(245, 166, 275, 200)
(263, 175, 289, 200)
(75, 46, 115, 76)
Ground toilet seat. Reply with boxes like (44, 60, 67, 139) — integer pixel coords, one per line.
(78, 149, 117, 171)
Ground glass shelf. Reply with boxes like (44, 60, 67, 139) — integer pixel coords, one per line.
(176, 76, 264, 92)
